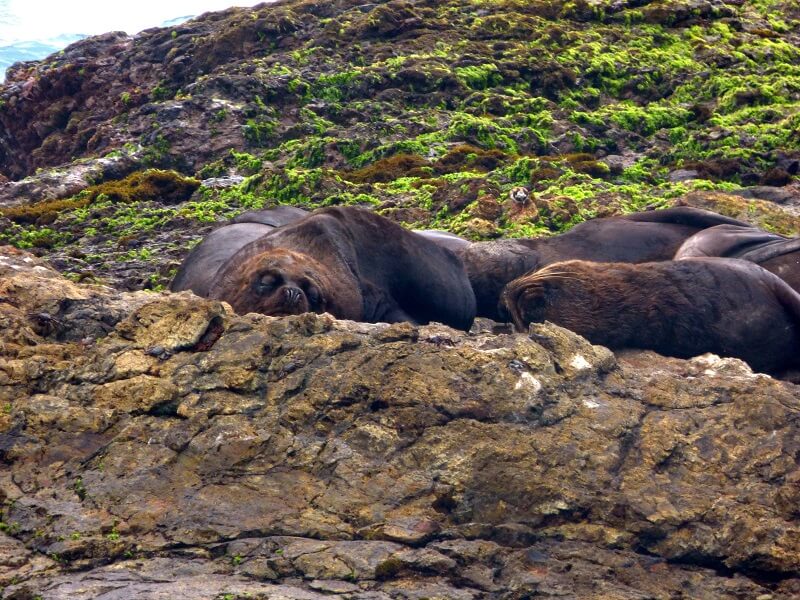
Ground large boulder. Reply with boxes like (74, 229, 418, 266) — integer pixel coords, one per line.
(1, 249, 799, 599)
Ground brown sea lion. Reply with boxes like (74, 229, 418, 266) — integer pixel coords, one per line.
(170, 206, 309, 297)
(459, 206, 750, 320)
(206, 206, 477, 330)
(501, 257, 800, 377)
(674, 224, 800, 292)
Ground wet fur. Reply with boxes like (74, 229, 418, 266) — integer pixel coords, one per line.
(502, 258, 800, 376)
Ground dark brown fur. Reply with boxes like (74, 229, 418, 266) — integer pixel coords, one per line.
(501, 258, 800, 377)
(207, 207, 477, 330)
(459, 207, 750, 320)
(213, 247, 360, 320)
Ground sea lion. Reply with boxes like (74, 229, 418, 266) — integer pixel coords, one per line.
(501, 257, 800, 377)
(170, 206, 309, 297)
(674, 224, 800, 292)
(458, 206, 750, 320)
(206, 206, 477, 330)
(230, 205, 309, 226)
(509, 186, 530, 206)
(412, 229, 471, 253)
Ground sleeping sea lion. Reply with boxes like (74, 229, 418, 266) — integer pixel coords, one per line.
(459, 206, 750, 320)
(170, 206, 309, 297)
(501, 257, 800, 377)
(206, 206, 477, 330)
(674, 224, 800, 292)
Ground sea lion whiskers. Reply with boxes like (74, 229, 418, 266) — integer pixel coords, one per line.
(502, 263, 589, 331)
(523, 272, 581, 282)
(513, 268, 582, 287)
(504, 293, 528, 333)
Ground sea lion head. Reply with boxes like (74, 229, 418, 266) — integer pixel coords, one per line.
(501, 261, 599, 333)
(509, 186, 530, 206)
(210, 248, 336, 317)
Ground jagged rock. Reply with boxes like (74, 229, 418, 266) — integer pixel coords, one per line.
(677, 190, 800, 235)
(0, 151, 141, 207)
(1, 250, 799, 598)
(1, 0, 800, 595)
(667, 168, 699, 182)
(732, 184, 800, 208)
(200, 175, 246, 189)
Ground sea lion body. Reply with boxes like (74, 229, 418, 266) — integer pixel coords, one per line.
(501, 257, 800, 376)
(413, 229, 471, 253)
(207, 207, 477, 330)
(460, 207, 750, 320)
(230, 205, 309, 226)
(675, 224, 800, 292)
(170, 206, 308, 296)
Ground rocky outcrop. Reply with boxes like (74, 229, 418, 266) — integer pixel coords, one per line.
(0, 1, 355, 181)
(0, 151, 141, 207)
(2, 248, 799, 598)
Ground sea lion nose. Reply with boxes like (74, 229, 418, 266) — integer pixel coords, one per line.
(284, 286, 303, 305)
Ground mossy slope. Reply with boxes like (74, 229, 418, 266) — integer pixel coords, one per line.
(1, 0, 798, 288)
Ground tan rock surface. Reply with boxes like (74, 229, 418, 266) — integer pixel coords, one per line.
(1, 249, 799, 599)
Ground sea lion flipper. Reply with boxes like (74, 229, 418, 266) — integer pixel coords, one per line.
(674, 225, 789, 260)
(739, 236, 800, 263)
(621, 206, 749, 228)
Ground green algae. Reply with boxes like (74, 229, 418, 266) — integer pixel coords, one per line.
(4, 0, 800, 289)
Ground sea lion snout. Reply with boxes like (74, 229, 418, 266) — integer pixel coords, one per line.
(502, 272, 556, 332)
(284, 286, 304, 306)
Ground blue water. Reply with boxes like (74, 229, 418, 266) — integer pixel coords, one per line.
(0, 1, 267, 80)
(0, 35, 87, 79)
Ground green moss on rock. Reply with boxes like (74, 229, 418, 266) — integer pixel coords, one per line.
(85, 170, 200, 205)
